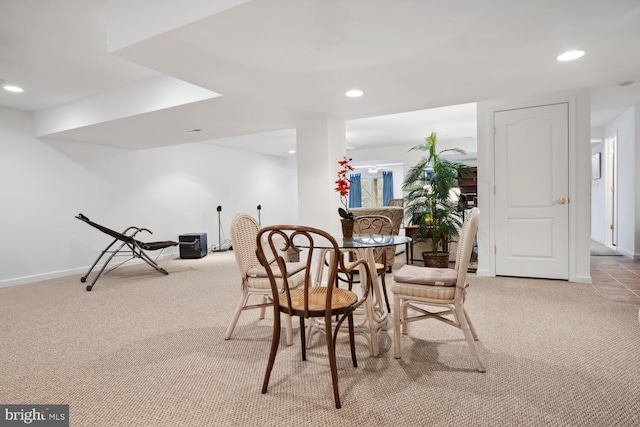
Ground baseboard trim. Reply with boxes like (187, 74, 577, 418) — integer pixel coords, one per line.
(0, 253, 178, 289)
(475, 268, 492, 277)
(0, 267, 88, 289)
(573, 275, 592, 284)
(615, 247, 636, 259)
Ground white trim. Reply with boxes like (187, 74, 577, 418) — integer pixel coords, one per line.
(0, 253, 177, 289)
(615, 246, 637, 260)
(574, 275, 592, 284)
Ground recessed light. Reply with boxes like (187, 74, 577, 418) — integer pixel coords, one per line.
(616, 80, 636, 87)
(345, 89, 363, 98)
(3, 85, 24, 93)
(288, 150, 296, 154)
(557, 50, 585, 61)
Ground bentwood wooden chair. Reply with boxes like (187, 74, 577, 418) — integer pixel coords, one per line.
(342, 215, 394, 312)
(392, 208, 485, 372)
(256, 225, 374, 409)
(224, 214, 305, 345)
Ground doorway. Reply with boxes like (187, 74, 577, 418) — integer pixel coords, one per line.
(604, 134, 618, 248)
(493, 103, 570, 280)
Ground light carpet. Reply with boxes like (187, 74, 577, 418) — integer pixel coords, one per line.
(1, 252, 639, 426)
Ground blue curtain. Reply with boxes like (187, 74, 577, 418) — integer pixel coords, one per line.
(382, 171, 393, 206)
(349, 173, 362, 208)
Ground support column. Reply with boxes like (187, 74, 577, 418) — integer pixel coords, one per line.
(296, 115, 346, 233)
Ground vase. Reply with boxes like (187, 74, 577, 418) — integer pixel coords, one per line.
(422, 251, 450, 268)
(341, 218, 355, 240)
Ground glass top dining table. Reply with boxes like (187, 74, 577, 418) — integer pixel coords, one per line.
(295, 233, 411, 250)
(295, 233, 411, 356)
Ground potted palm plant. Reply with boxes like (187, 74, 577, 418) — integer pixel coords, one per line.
(403, 132, 471, 267)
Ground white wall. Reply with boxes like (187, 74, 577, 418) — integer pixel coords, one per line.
(602, 106, 638, 258)
(0, 107, 298, 287)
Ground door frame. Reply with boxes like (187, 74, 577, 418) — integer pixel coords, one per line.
(493, 103, 569, 279)
(604, 133, 618, 248)
(476, 90, 592, 284)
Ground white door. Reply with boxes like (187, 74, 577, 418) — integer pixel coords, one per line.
(494, 103, 569, 279)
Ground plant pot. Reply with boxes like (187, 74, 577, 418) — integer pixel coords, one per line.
(422, 251, 450, 268)
(341, 218, 355, 240)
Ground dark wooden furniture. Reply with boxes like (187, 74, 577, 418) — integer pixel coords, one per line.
(256, 225, 374, 409)
(458, 166, 478, 209)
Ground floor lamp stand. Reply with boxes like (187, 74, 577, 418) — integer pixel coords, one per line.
(212, 207, 228, 252)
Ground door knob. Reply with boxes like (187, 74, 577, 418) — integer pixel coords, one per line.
(554, 198, 567, 205)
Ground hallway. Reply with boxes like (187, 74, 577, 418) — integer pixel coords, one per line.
(591, 255, 640, 304)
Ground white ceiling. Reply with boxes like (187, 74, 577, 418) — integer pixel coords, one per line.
(1, 0, 639, 157)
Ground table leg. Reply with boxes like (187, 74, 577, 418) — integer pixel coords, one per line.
(355, 247, 389, 356)
(306, 247, 388, 357)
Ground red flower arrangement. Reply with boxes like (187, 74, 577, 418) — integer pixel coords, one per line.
(335, 156, 355, 220)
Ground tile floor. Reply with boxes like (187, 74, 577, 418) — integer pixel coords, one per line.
(591, 254, 640, 304)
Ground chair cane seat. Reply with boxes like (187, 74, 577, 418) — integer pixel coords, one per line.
(280, 287, 357, 313)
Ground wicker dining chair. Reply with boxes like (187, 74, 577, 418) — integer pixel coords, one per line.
(341, 215, 394, 312)
(224, 214, 305, 345)
(391, 208, 485, 372)
(257, 225, 374, 409)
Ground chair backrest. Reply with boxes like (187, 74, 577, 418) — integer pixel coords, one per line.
(350, 207, 403, 235)
(230, 213, 262, 281)
(387, 198, 404, 207)
(354, 215, 394, 264)
(353, 214, 401, 267)
(255, 225, 372, 318)
(454, 208, 479, 287)
(354, 214, 394, 236)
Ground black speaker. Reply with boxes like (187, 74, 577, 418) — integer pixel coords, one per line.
(179, 233, 208, 259)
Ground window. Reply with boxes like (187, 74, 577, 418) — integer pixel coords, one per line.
(361, 177, 384, 207)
